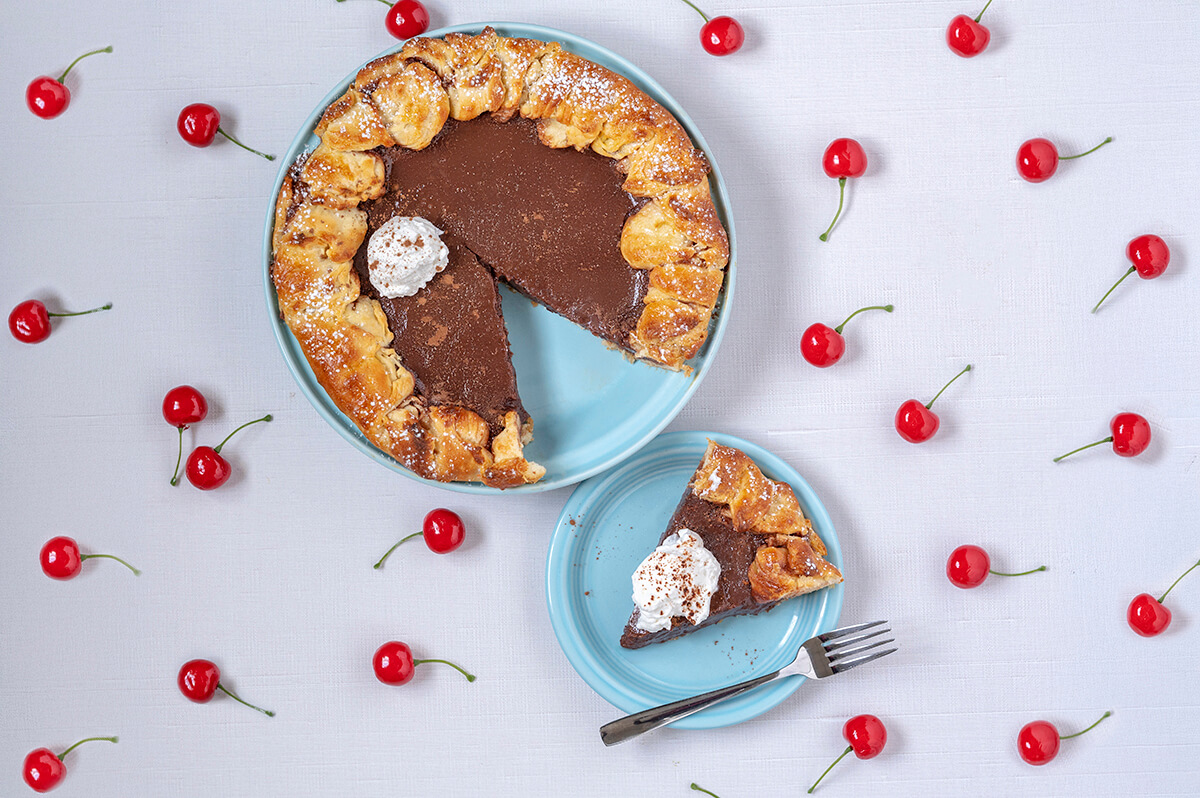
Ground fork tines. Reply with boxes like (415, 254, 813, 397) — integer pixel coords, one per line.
(822, 621, 896, 674)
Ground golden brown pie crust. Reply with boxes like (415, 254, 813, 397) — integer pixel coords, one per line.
(271, 28, 730, 487)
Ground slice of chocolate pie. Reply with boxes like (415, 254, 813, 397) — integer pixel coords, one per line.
(621, 442, 843, 649)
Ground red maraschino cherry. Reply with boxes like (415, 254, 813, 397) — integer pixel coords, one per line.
(373, 641, 476, 685)
(40, 536, 140, 580)
(163, 385, 209, 486)
(808, 714, 887, 793)
(801, 305, 893, 368)
(22, 737, 118, 793)
(1092, 235, 1171, 313)
(178, 659, 274, 716)
(1018, 711, 1110, 765)
(677, 1, 745, 56)
(895, 365, 972, 443)
(26, 46, 113, 119)
(946, 0, 994, 57)
(946, 545, 1045, 589)
(177, 103, 275, 160)
(1053, 412, 1150, 462)
(335, 0, 430, 39)
(1128, 557, 1200, 637)
(9, 300, 111, 344)
(819, 139, 868, 241)
(1017, 136, 1112, 183)
(374, 508, 466, 568)
(185, 414, 272, 490)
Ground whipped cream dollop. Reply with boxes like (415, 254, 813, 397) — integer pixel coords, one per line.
(631, 528, 722, 633)
(366, 216, 450, 298)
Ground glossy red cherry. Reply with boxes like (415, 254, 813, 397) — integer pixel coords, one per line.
(385, 0, 430, 39)
(177, 103, 275, 160)
(26, 46, 113, 119)
(374, 508, 467, 567)
(946, 544, 1045, 589)
(1054, 412, 1150, 462)
(185, 414, 272, 490)
(40, 536, 140, 580)
(801, 305, 893, 368)
(9, 300, 112, 344)
(373, 641, 476, 686)
(164, 385, 209, 485)
(808, 714, 886, 792)
(819, 139, 868, 242)
(1128, 558, 1200, 637)
(895, 365, 972, 443)
(946, 0, 993, 57)
(675, 1, 745, 55)
(1018, 712, 1110, 765)
(1017, 136, 1111, 183)
(1092, 235, 1171, 313)
(178, 659, 274, 716)
(23, 737, 118, 792)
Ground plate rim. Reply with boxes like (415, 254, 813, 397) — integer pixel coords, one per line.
(260, 21, 739, 495)
(544, 430, 846, 730)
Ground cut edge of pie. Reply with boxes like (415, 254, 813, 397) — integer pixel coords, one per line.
(270, 27, 730, 487)
(620, 441, 844, 649)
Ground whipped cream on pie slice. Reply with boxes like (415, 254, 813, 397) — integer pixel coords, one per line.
(366, 216, 449, 298)
(631, 528, 722, 633)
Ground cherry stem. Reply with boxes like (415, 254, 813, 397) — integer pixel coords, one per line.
(926, 364, 972, 410)
(690, 784, 720, 798)
(216, 128, 276, 161)
(57, 46, 113, 83)
(835, 304, 894, 334)
(214, 414, 272, 454)
(47, 302, 113, 318)
(217, 683, 275, 717)
(679, 0, 711, 23)
(1052, 436, 1112, 463)
(1059, 136, 1113, 160)
(974, 0, 994, 23)
(1091, 266, 1136, 314)
(818, 178, 846, 242)
(1059, 710, 1111, 740)
(80, 554, 141, 576)
(413, 658, 476, 682)
(1158, 558, 1200, 604)
(373, 532, 422, 569)
(989, 565, 1046, 577)
(170, 426, 185, 486)
(808, 745, 852, 793)
(57, 736, 118, 760)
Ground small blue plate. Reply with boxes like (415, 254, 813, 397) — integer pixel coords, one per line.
(261, 23, 737, 494)
(545, 431, 845, 729)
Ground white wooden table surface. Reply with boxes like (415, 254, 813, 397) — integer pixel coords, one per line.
(3, 1, 1199, 796)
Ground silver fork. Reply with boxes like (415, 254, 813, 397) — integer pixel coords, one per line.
(599, 620, 896, 746)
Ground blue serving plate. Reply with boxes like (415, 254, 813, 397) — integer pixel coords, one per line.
(262, 23, 737, 494)
(545, 431, 845, 729)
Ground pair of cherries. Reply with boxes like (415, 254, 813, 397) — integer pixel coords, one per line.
(162, 385, 272, 490)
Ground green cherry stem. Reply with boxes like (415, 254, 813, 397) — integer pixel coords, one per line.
(57, 736, 118, 760)
(1158, 559, 1200, 604)
(80, 554, 141, 576)
(679, 0, 711, 22)
(414, 658, 476, 682)
(1053, 436, 1112, 463)
(808, 745, 852, 793)
(373, 532, 422, 569)
(216, 683, 275, 717)
(1092, 266, 1136, 313)
(215, 128, 275, 161)
(47, 302, 112, 318)
(926, 364, 972, 410)
(57, 46, 113, 83)
(1059, 136, 1113, 160)
(213, 414, 272, 455)
(1059, 711, 1111, 740)
(989, 565, 1046, 577)
(834, 304, 893, 334)
(170, 426, 186, 486)
(974, 0, 993, 23)
(690, 784, 721, 798)
(818, 177, 847, 242)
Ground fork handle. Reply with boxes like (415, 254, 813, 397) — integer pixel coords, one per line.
(599, 669, 783, 746)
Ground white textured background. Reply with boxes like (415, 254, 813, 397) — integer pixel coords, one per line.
(3, 1, 1199, 796)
